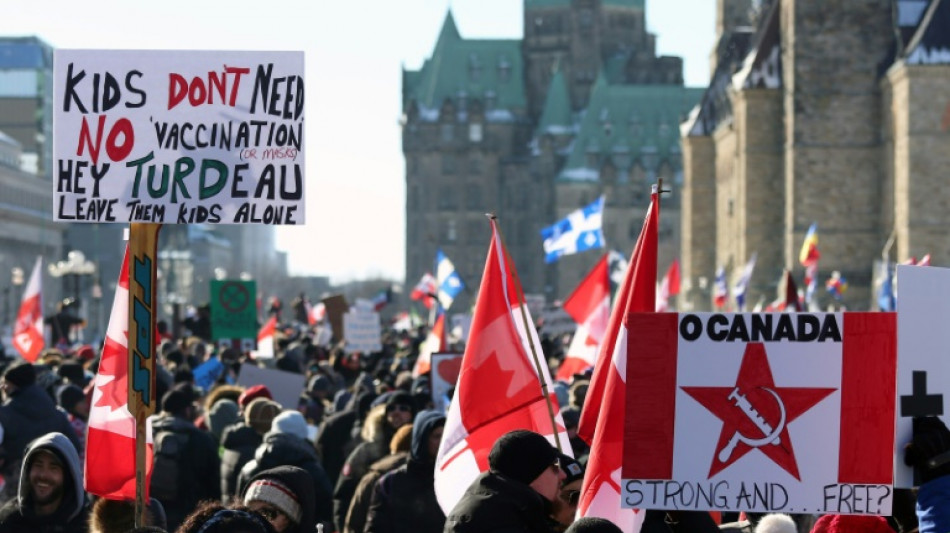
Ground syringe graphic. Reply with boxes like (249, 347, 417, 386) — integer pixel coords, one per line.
(717, 387, 783, 463)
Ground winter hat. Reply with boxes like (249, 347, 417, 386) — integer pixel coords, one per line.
(385, 391, 414, 413)
(57, 384, 86, 411)
(307, 374, 331, 395)
(270, 410, 308, 440)
(208, 399, 240, 441)
(489, 429, 558, 485)
(161, 384, 195, 414)
(565, 517, 623, 533)
(245, 398, 282, 434)
(810, 515, 893, 533)
(238, 384, 273, 409)
(558, 452, 584, 485)
(57, 361, 87, 386)
(2, 361, 35, 388)
(755, 514, 797, 533)
(244, 478, 303, 525)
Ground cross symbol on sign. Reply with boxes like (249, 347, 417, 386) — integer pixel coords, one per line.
(900, 370, 944, 418)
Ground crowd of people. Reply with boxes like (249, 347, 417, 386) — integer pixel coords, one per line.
(0, 307, 946, 533)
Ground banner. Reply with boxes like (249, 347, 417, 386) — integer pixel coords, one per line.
(895, 265, 950, 487)
(210, 280, 258, 342)
(622, 312, 896, 515)
(53, 50, 305, 224)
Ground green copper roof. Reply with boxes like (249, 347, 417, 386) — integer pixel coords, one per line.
(558, 79, 704, 181)
(526, 0, 644, 8)
(537, 69, 573, 135)
(403, 11, 525, 114)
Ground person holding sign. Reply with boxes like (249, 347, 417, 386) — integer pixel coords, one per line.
(904, 416, 950, 533)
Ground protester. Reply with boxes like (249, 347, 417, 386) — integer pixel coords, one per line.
(564, 517, 623, 533)
(238, 410, 333, 526)
(0, 432, 89, 533)
(87, 497, 167, 533)
(177, 501, 276, 533)
(0, 361, 81, 502)
(243, 466, 316, 533)
(551, 452, 584, 531)
(150, 383, 221, 531)
(445, 429, 565, 533)
(332, 391, 415, 531)
(902, 416, 950, 533)
(221, 395, 281, 500)
(55, 383, 88, 460)
(343, 424, 412, 533)
(316, 390, 376, 485)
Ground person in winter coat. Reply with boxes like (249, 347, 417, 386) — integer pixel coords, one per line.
(445, 429, 565, 533)
(343, 424, 412, 533)
(238, 411, 334, 526)
(0, 362, 81, 501)
(332, 392, 414, 531)
(0, 432, 89, 533)
(316, 390, 375, 486)
(243, 466, 316, 533)
(221, 398, 282, 500)
(365, 410, 446, 533)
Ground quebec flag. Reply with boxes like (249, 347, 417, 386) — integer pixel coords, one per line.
(540, 195, 605, 263)
(436, 249, 465, 310)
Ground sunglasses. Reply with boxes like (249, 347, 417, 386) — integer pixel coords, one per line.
(561, 489, 580, 506)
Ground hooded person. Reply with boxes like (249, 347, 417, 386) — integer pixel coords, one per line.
(243, 465, 316, 533)
(445, 429, 565, 533)
(0, 432, 89, 533)
(238, 411, 333, 526)
(316, 390, 376, 486)
(364, 410, 446, 533)
(0, 362, 81, 502)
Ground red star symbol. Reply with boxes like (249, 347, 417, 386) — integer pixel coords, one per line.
(681, 342, 835, 480)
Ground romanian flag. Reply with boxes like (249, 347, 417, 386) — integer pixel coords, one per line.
(799, 223, 820, 267)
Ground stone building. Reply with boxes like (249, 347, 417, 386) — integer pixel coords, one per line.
(680, 0, 950, 312)
(403, 0, 702, 309)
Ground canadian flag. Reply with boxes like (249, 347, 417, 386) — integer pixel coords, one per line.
(655, 258, 681, 312)
(255, 316, 278, 359)
(85, 246, 154, 499)
(410, 272, 438, 309)
(556, 254, 610, 381)
(12, 257, 44, 362)
(434, 218, 571, 513)
(412, 311, 445, 378)
(307, 301, 326, 325)
(576, 186, 658, 531)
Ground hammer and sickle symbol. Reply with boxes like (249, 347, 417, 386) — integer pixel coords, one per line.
(717, 386, 787, 463)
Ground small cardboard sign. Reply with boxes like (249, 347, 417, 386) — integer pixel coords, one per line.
(236, 363, 306, 410)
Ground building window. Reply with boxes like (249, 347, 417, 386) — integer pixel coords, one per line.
(469, 123, 483, 143)
(440, 187, 457, 210)
(447, 220, 457, 242)
(469, 53, 482, 82)
(441, 123, 454, 143)
(442, 154, 456, 175)
(498, 56, 511, 83)
(467, 183, 482, 209)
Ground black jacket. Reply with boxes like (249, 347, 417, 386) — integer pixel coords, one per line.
(0, 432, 89, 533)
(444, 471, 559, 533)
(239, 432, 333, 525)
(245, 465, 317, 533)
(150, 413, 221, 532)
(0, 385, 81, 476)
(220, 422, 262, 500)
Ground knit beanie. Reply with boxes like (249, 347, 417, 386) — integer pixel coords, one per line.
(489, 429, 558, 485)
(558, 452, 584, 485)
(238, 384, 273, 409)
(385, 391, 414, 413)
(245, 398, 282, 434)
(810, 515, 893, 533)
(270, 411, 308, 440)
(3, 361, 35, 388)
(57, 361, 87, 386)
(208, 399, 240, 441)
(57, 384, 86, 411)
(565, 517, 623, 533)
(161, 384, 195, 414)
(244, 478, 302, 525)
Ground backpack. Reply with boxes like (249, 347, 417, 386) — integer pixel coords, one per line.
(150, 428, 190, 501)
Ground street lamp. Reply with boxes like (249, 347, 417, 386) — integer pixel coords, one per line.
(48, 250, 97, 306)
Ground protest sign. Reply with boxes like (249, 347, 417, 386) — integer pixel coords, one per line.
(895, 265, 950, 488)
(343, 310, 382, 354)
(431, 352, 463, 413)
(237, 363, 306, 410)
(210, 280, 258, 343)
(622, 312, 896, 515)
(53, 49, 305, 224)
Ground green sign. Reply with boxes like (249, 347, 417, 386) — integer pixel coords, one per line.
(210, 279, 258, 341)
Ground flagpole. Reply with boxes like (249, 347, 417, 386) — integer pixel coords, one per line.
(488, 214, 564, 453)
(128, 223, 161, 527)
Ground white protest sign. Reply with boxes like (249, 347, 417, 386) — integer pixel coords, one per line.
(430, 352, 463, 413)
(236, 363, 306, 410)
(343, 310, 382, 354)
(895, 265, 950, 487)
(622, 313, 896, 515)
(53, 50, 305, 224)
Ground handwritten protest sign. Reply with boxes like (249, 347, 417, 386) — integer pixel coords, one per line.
(895, 265, 950, 488)
(343, 309, 382, 354)
(622, 313, 896, 515)
(53, 50, 305, 224)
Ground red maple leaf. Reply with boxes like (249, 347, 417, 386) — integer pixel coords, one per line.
(93, 332, 129, 412)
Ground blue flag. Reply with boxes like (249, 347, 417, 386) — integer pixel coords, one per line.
(540, 195, 605, 263)
(435, 249, 465, 310)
